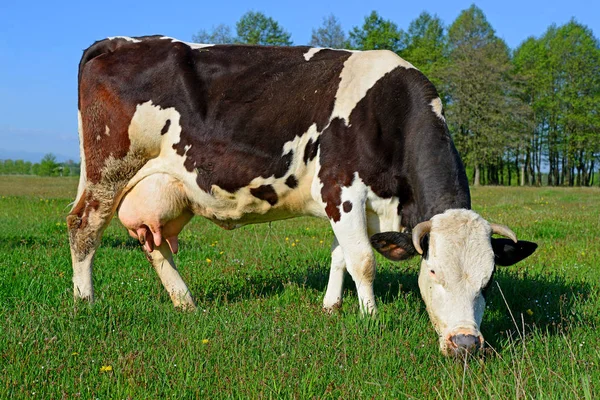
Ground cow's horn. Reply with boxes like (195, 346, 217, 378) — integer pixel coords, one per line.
(412, 221, 432, 255)
(490, 223, 517, 243)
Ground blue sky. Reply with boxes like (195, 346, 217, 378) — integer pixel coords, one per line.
(1, 0, 598, 161)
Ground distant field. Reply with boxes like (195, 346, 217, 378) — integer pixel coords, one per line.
(0, 176, 598, 398)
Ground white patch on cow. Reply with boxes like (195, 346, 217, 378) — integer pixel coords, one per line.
(122, 104, 327, 228)
(108, 36, 141, 43)
(331, 50, 415, 124)
(159, 36, 215, 49)
(303, 48, 323, 61)
(128, 101, 181, 158)
(366, 190, 401, 236)
(430, 97, 445, 121)
(72, 111, 87, 210)
(417, 209, 493, 353)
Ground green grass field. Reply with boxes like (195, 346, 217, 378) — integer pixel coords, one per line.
(0, 176, 598, 398)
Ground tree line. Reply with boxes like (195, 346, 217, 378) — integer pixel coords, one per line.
(195, 7, 600, 187)
(0, 154, 79, 176)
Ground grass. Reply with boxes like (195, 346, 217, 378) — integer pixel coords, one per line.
(0, 177, 598, 398)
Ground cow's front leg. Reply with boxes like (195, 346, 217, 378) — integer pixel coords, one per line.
(328, 198, 377, 316)
(323, 238, 346, 312)
(145, 242, 196, 310)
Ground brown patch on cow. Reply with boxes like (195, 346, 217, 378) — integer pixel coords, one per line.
(79, 55, 138, 184)
(323, 185, 342, 222)
(285, 175, 298, 189)
(318, 118, 355, 223)
(303, 137, 320, 164)
(161, 119, 171, 135)
(342, 201, 353, 213)
(250, 185, 278, 206)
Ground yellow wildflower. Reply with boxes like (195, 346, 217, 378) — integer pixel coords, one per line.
(526, 309, 534, 316)
(202, 339, 209, 344)
(206, 258, 212, 263)
(100, 365, 113, 372)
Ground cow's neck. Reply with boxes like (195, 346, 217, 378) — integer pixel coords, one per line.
(399, 124, 471, 229)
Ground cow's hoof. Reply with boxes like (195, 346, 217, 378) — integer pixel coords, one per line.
(73, 294, 94, 303)
(173, 299, 197, 312)
(323, 301, 342, 314)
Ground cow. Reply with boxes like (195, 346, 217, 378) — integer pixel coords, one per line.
(67, 35, 537, 356)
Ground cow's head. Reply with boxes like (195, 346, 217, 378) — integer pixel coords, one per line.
(371, 209, 537, 357)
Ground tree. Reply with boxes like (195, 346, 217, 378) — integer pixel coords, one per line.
(443, 5, 528, 186)
(399, 12, 448, 94)
(348, 11, 401, 52)
(514, 20, 600, 186)
(2, 160, 14, 174)
(236, 11, 292, 46)
(309, 14, 347, 48)
(192, 24, 235, 44)
(38, 153, 59, 177)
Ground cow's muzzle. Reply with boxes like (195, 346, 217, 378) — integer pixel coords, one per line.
(445, 331, 484, 357)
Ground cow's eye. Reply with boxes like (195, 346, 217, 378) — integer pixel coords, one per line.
(429, 269, 436, 278)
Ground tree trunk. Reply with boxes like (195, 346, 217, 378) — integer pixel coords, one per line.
(524, 152, 530, 186)
(520, 165, 525, 187)
(507, 158, 511, 186)
(474, 165, 481, 186)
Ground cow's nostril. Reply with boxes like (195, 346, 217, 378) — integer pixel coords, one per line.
(450, 334, 481, 354)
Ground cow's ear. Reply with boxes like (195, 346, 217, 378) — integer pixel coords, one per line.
(370, 232, 418, 261)
(491, 239, 538, 266)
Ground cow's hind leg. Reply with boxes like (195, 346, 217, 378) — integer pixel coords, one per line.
(67, 185, 120, 302)
(145, 242, 196, 310)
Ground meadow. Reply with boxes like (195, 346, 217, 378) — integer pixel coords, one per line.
(0, 175, 598, 399)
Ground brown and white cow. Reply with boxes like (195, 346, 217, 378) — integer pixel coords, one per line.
(67, 35, 537, 356)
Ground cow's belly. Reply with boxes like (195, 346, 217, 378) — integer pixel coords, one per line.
(118, 166, 327, 247)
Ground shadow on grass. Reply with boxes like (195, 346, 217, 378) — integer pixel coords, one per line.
(187, 259, 593, 352)
(480, 272, 593, 350)
(0, 233, 140, 251)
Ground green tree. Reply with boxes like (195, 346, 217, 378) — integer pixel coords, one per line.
(443, 5, 528, 186)
(38, 153, 59, 177)
(513, 36, 551, 185)
(236, 11, 292, 46)
(514, 21, 600, 186)
(309, 14, 347, 48)
(192, 24, 235, 44)
(399, 12, 448, 94)
(348, 11, 401, 52)
(3, 159, 15, 174)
